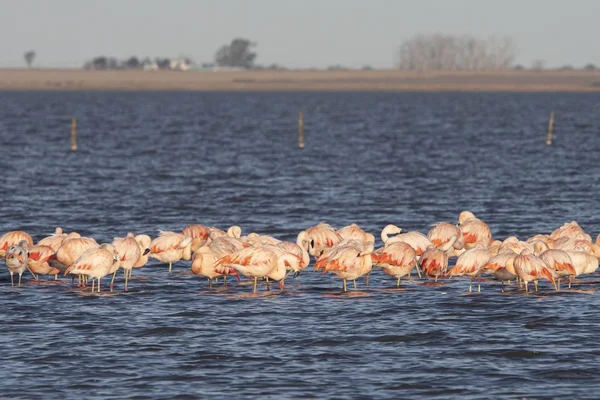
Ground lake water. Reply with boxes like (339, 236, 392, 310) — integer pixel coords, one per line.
(1, 91, 600, 398)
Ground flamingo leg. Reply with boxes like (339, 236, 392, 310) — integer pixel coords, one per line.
(365, 273, 370, 286)
(253, 277, 258, 294)
(568, 277, 572, 289)
(124, 269, 129, 291)
(110, 271, 117, 286)
(98, 278, 101, 293)
(435, 275, 438, 283)
(416, 265, 422, 278)
(534, 280, 538, 292)
(266, 277, 271, 291)
(208, 278, 212, 289)
(18, 273, 22, 287)
(342, 278, 347, 292)
(168, 263, 172, 273)
(223, 275, 227, 286)
(478, 276, 481, 293)
(353, 280, 357, 290)
(557, 278, 561, 292)
(469, 277, 472, 292)
(397, 276, 401, 287)
(501, 281, 505, 292)
(9, 272, 14, 287)
(55, 274, 58, 280)
(91, 278, 95, 292)
(525, 281, 529, 292)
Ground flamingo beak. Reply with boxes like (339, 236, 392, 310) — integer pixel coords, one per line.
(143, 248, 150, 256)
(293, 271, 300, 279)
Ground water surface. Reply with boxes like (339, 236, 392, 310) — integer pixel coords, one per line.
(1, 91, 600, 398)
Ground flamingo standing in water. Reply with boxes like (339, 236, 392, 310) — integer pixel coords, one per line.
(513, 249, 556, 292)
(27, 244, 60, 280)
(483, 251, 518, 290)
(149, 232, 192, 272)
(318, 241, 374, 292)
(457, 211, 492, 249)
(298, 223, 342, 258)
(277, 237, 310, 277)
(214, 246, 283, 293)
(65, 244, 119, 292)
(538, 248, 576, 291)
(112, 233, 146, 290)
(5, 240, 29, 286)
(50, 237, 99, 286)
(132, 234, 152, 274)
(0, 231, 33, 258)
(372, 242, 417, 287)
(419, 236, 459, 282)
(448, 244, 491, 292)
(191, 237, 243, 287)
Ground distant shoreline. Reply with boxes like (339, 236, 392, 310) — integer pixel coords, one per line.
(1, 68, 600, 92)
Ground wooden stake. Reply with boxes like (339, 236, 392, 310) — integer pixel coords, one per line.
(298, 111, 304, 149)
(546, 111, 554, 146)
(70, 117, 77, 151)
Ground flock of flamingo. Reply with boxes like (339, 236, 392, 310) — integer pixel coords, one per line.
(2, 211, 599, 294)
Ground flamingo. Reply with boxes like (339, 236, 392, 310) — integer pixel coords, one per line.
(419, 236, 459, 281)
(214, 246, 282, 293)
(65, 244, 119, 292)
(513, 249, 556, 292)
(457, 211, 492, 249)
(372, 242, 417, 286)
(336, 223, 374, 243)
(27, 245, 60, 280)
(182, 224, 211, 252)
(37, 228, 79, 252)
(319, 241, 374, 291)
(382, 228, 432, 257)
(0, 231, 33, 258)
(277, 237, 310, 277)
(192, 247, 235, 287)
(298, 223, 342, 258)
(539, 249, 576, 291)
(206, 225, 243, 241)
(483, 251, 518, 290)
(428, 222, 465, 256)
(498, 237, 534, 255)
(191, 237, 242, 287)
(50, 237, 99, 286)
(550, 221, 589, 241)
(5, 240, 29, 286)
(565, 250, 599, 279)
(149, 231, 192, 272)
(448, 245, 491, 292)
(112, 233, 146, 290)
(132, 234, 152, 272)
(242, 233, 281, 246)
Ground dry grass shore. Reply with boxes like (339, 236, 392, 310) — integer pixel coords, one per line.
(1, 68, 600, 91)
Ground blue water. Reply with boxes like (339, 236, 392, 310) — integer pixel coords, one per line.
(1, 91, 600, 398)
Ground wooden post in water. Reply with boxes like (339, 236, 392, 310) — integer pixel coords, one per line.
(70, 117, 77, 151)
(298, 111, 304, 149)
(546, 111, 554, 146)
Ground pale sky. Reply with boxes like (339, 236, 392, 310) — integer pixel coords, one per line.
(0, 0, 598, 69)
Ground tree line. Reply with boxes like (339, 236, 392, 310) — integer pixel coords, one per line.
(75, 35, 595, 72)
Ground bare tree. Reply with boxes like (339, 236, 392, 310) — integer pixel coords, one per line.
(397, 34, 517, 71)
(24, 51, 36, 68)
